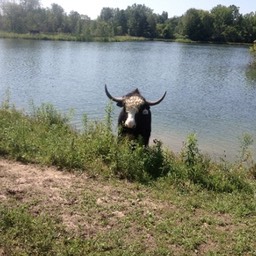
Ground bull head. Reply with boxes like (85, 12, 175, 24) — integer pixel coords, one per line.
(105, 84, 166, 107)
(104, 84, 167, 146)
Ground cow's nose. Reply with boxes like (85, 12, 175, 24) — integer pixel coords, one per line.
(124, 118, 136, 128)
(125, 119, 136, 128)
(125, 110, 136, 128)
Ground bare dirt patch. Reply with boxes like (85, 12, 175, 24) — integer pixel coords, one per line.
(0, 158, 252, 255)
(0, 158, 180, 254)
(0, 158, 168, 235)
(0, 158, 74, 204)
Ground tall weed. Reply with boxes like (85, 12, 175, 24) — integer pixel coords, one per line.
(180, 133, 251, 193)
(181, 133, 210, 180)
(31, 102, 73, 126)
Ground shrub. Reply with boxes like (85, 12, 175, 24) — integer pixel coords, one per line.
(180, 133, 252, 193)
(181, 133, 210, 180)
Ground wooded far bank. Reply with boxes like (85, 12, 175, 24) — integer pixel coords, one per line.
(0, 1, 256, 43)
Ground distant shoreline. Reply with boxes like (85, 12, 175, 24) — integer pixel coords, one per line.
(0, 31, 252, 46)
(0, 31, 188, 43)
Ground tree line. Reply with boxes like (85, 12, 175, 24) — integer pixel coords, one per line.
(0, 0, 256, 43)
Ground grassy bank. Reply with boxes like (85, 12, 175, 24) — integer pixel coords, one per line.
(2, 31, 251, 45)
(0, 31, 197, 43)
(0, 31, 152, 42)
(0, 100, 255, 190)
(0, 100, 256, 255)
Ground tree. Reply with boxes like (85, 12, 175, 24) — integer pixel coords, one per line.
(157, 11, 168, 24)
(181, 8, 213, 41)
(1, 1, 24, 32)
(166, 16, 180, 38)
(241, 13, 256, 43)
(200, 10, 214, 41)
(181, 9, 202, 40)
(156, 23, 172, 38)
(93, 20, 113, 37)
(211, 5, 241, 42)
(48, 3, 65, 32)
(68, 11, 81, 34)
(20, 0, 40, 11)
(99, 7, 113, 22)
(126, 4, 156, 37)
(113, 9, 127, 35)
(229, 5, 243, 25)
(146, 13, 157, 37)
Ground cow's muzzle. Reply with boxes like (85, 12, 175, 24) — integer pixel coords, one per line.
(124, 120, 136, 129)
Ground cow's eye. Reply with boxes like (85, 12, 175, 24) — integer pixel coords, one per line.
(142, 109, 149, 115)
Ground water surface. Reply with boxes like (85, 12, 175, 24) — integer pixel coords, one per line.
(1, 39, 255, 160)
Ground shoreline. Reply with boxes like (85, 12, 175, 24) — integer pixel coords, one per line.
(0, 31, 253, 46)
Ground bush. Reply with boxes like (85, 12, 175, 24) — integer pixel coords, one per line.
(179, 133, 252, 193)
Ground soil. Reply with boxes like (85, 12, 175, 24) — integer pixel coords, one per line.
(0, 158, 244, 255)
(0, 158, 166, 234)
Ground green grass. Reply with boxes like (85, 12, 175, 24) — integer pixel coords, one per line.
(0, 31, 152, 42)
(0, 99, 254, 189)
(0, 31, 197, 43)
(0, 98, 256, 255)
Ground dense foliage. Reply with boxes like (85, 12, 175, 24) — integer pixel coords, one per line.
(0, 0, 256, 42)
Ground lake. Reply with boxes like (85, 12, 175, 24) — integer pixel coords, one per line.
(0, 38, 256, 160)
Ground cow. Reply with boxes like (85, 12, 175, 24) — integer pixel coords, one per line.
(104, 84, 167, 146)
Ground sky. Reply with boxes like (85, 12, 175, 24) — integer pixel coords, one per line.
(40, 0, 256, 19)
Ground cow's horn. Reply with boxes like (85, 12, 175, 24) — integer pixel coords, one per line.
(105, 84, 123, 103)
(146, 91, 167, 106)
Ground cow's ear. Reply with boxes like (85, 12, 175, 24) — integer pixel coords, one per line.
(116, 102, 123, 107)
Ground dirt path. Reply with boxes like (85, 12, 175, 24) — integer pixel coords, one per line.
(0, 158, 165, 234)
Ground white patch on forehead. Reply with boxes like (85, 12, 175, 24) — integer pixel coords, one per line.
(125, 96, 145, 111)
(124, 95, 145, 128)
